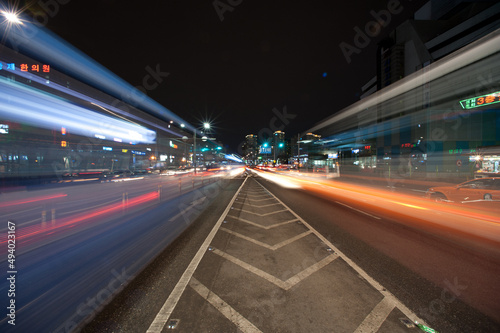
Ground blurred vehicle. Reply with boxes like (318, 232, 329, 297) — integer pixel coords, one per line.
(133, 169, 150, 175)
(164, 166, 178, 175)
(276, 165, 291, 171)
(101, 169, 135, 180)
(426, 178, 500, 203)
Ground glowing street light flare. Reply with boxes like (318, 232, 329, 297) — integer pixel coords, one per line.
(1, 10, 23, 24)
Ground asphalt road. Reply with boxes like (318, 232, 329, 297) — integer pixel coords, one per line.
(81, 171, 500, 333)
(0, 171, 234, 333)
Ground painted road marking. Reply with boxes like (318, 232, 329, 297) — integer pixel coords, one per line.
(354, 296, 395, 333)
(246, 197, 276, 202)
(211, 248, 338, 290)
(226, 215, 299, 229)
(334, 201, 381, 220)
(220, 228, 312, 250)
(168, 197, 207, 222)
(246, 202, 282, 208)
(146, 178, 248, 333)
(234, 208, 290, 216)
(257, 179, 429, 327)
(189, 277, 262, 333)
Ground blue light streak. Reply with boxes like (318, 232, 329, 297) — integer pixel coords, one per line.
(0, 17, 195, 133)
(0, 77, 156, 144)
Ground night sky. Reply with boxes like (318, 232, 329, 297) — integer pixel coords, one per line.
(21, 0, 426, 152)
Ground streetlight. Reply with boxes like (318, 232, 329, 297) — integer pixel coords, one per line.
(193, 122, 211, 174)
(1, 10, 23, 25)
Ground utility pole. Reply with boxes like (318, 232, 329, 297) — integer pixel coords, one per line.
(193, 131, 197, 175)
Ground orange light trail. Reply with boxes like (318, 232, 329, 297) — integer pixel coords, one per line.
(250, 169, 500, 246)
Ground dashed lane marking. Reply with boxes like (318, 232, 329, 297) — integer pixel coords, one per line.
(334, 201, 381, 220)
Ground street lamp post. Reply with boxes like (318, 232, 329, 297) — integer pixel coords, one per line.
(193, 122, 211, 175)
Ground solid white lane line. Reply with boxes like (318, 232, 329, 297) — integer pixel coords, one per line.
(146, 178, 248, 333)
(189, 277, 262, 333)
(334, 201, 381, 220)
(220, 228, 312, 250)
(353, 297, 395, 333)
(255, 180, 430, 327)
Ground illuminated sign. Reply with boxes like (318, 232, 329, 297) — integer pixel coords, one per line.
(61, 141, 67, 147)
(260, 147, 271, 154)
(401, 143, 416, 148)
(122, 149, 128, 153)
(61, 127, 66, 135)
(103, 146, 113, 151)
(131, 150, 145, 155)
(448, 149, 463, 155)
(169, 140, 178, 149)
(0, 62, 50, 73)
(328, 153, 338, 159)
(0, 124, 8, 134)
(460, 91, 500, 109)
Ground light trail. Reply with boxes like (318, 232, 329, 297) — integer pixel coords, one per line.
(0, 17, 193, 131)
(0, 193, 67, 207)
(0, 77, 156, 144)
(0, 191, 158, 247)
(250, 169, 500, 247)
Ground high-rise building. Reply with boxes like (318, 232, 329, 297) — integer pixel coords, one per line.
(244, 134, 258, 164)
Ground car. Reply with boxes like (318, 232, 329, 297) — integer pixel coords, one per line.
(426, 177, 500, 203)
